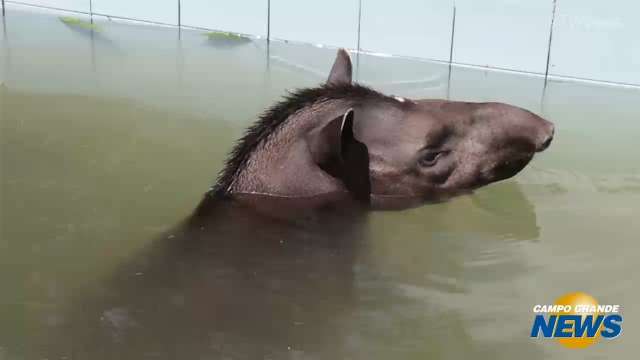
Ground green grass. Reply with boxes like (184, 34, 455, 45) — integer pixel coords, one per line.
(59, 16, 100, 31)
(203, 31, 250, 42)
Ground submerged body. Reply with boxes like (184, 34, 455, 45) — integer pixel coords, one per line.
(38, 182, 541, 360)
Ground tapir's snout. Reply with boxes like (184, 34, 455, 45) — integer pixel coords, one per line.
(457, 102, 556, 188)
(535, 121, 554, 152)
(475, 102, 555, 154)
(523, 109, 554, 154)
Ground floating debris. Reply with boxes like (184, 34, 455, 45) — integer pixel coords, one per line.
(203, 30, 250, 41)
(59, 16, 100, 32)
(203, 30, 251, 48)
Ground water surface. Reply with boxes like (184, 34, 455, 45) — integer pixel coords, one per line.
(1, 8, 639, 360)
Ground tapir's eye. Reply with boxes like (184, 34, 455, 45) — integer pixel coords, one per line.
(418, 151, 444, 167)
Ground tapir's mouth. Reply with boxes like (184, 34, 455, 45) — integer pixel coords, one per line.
(492, 154, 534, 182)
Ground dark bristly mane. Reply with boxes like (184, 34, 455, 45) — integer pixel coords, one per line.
(209, 83, 385, 198)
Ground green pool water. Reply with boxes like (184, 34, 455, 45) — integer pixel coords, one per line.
(1, 8, 639, 360)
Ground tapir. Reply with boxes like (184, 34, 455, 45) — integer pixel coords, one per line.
(195, 49, 554, 217)
(30, 49, 554, 360)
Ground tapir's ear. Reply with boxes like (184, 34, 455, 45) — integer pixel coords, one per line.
(308, 109, 370, 204)
(339, 110, 371, 204)
(327, 49, 353, 85)
(339, 109, 356, 155)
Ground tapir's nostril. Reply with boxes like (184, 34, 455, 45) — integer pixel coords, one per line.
(536, 125, 554, 152)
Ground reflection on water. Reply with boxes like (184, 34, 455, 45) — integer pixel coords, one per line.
(2, 7, 640, 360)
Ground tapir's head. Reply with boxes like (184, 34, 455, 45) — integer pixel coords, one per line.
(354, 98, 554, 208)
(209, 49, 555, 213)
(318, 49, 555, 209)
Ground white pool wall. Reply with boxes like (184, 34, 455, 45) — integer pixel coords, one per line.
(3, 0, 639, 86)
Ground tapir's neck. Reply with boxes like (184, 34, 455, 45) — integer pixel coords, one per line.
(229, 99, 354, 203)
